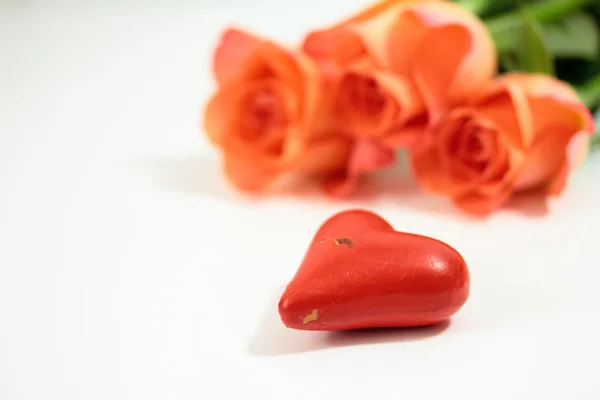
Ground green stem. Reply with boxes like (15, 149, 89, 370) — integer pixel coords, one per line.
(590, 133, 600, 150)
(486, 0, 596, 53)
(575, 74, 600, 109)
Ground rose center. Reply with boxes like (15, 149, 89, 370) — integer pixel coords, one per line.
(242, 85, 286, 141)
(447, 116, 496, 174)
(343, 74, 387, 117)
(466, 132, 484, 156)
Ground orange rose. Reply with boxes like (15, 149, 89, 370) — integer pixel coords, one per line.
(332, 64, 424, 139)
(301, 0, 410, 73)
(299, 0, 496, 196)
(304, 0, 496, 105)
(355, 1, 496, 118)
(203, 28, 350, 192)
(322, 65, 422, 197)
(410, 73, 595, 215)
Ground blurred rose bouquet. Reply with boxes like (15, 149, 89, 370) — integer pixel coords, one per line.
(202, 0, 600, 215)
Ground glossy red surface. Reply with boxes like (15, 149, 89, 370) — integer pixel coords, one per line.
(278, 209, 470, 331)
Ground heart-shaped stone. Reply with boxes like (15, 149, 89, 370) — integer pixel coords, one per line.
(278, 209, 470, 331)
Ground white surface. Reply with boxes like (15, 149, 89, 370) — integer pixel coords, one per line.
(1, 1, 600, 399)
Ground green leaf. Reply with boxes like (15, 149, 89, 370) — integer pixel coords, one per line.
(590, 132, 600, 150)
(486, 0, 598, 54)
(517, 3, 555, 75)
(542, 12, 600, 60)
(575, 73, 600, 108)
(499, 52, 521, 73)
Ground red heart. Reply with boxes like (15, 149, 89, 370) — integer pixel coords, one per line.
(278, 209, 470, 331)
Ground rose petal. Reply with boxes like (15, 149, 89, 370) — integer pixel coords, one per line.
(411, 105, 526, 214)
(496, 73, 581, 104)
(203, 78, 299, 170)
(324, 139, 395, 198)
(203, 84, 241, 146)
(213, 34, 320, 138)
(334, 71, 399, 137)
(295, 137, 352, 173)
(410, 24, 471, 120)
(246, 44, 324, 138)
(376, 9, 429, 73)
(213, 28, 262, 84)
(492, 74, 594, 195)
(514, 126, 574, 192)
(333, 66, 424, 138)
(476, 137, 510, 194)
(383, 114, 428, 150)
(300, 1, 423, 75)
(353, 4, 426, 67)
(240, 43, 301, 96)
(453, 146, 522, 214)
(514, 95, 594, 192)
(431, 110, 492, 192)
(301, 28, 370, 77)
(206, 39, 326, 174)
(411, 141, 465, 197)
(479, 142, 524, 193)
(409, 1, 496, 94)
(527, 97, 595, 142)
(301, 0, 419, 69)
(404, 2, 496, 120)
(548, 131, 591, 195)
(472, 80, 535, 148)
(372, 65, 425, 123)
(223, 156, 278, 192)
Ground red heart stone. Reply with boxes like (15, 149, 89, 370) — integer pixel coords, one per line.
(278, 209, 470, 331)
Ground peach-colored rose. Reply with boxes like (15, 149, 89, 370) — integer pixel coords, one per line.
(301, 0, 411, 73)
(299, 0, 496, 196)
(357, 1, 496, 119)
(304, 0, 496, 104)
(203, 28, 351, 192)
(322, 65, 423, 197)
(410, 73, 595, 215)
(331, 64, 424, 139)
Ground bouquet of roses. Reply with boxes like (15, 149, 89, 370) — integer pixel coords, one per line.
(202, 0, 600, 215)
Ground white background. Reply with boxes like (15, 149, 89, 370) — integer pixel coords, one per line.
(1, 1, 599, 399)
